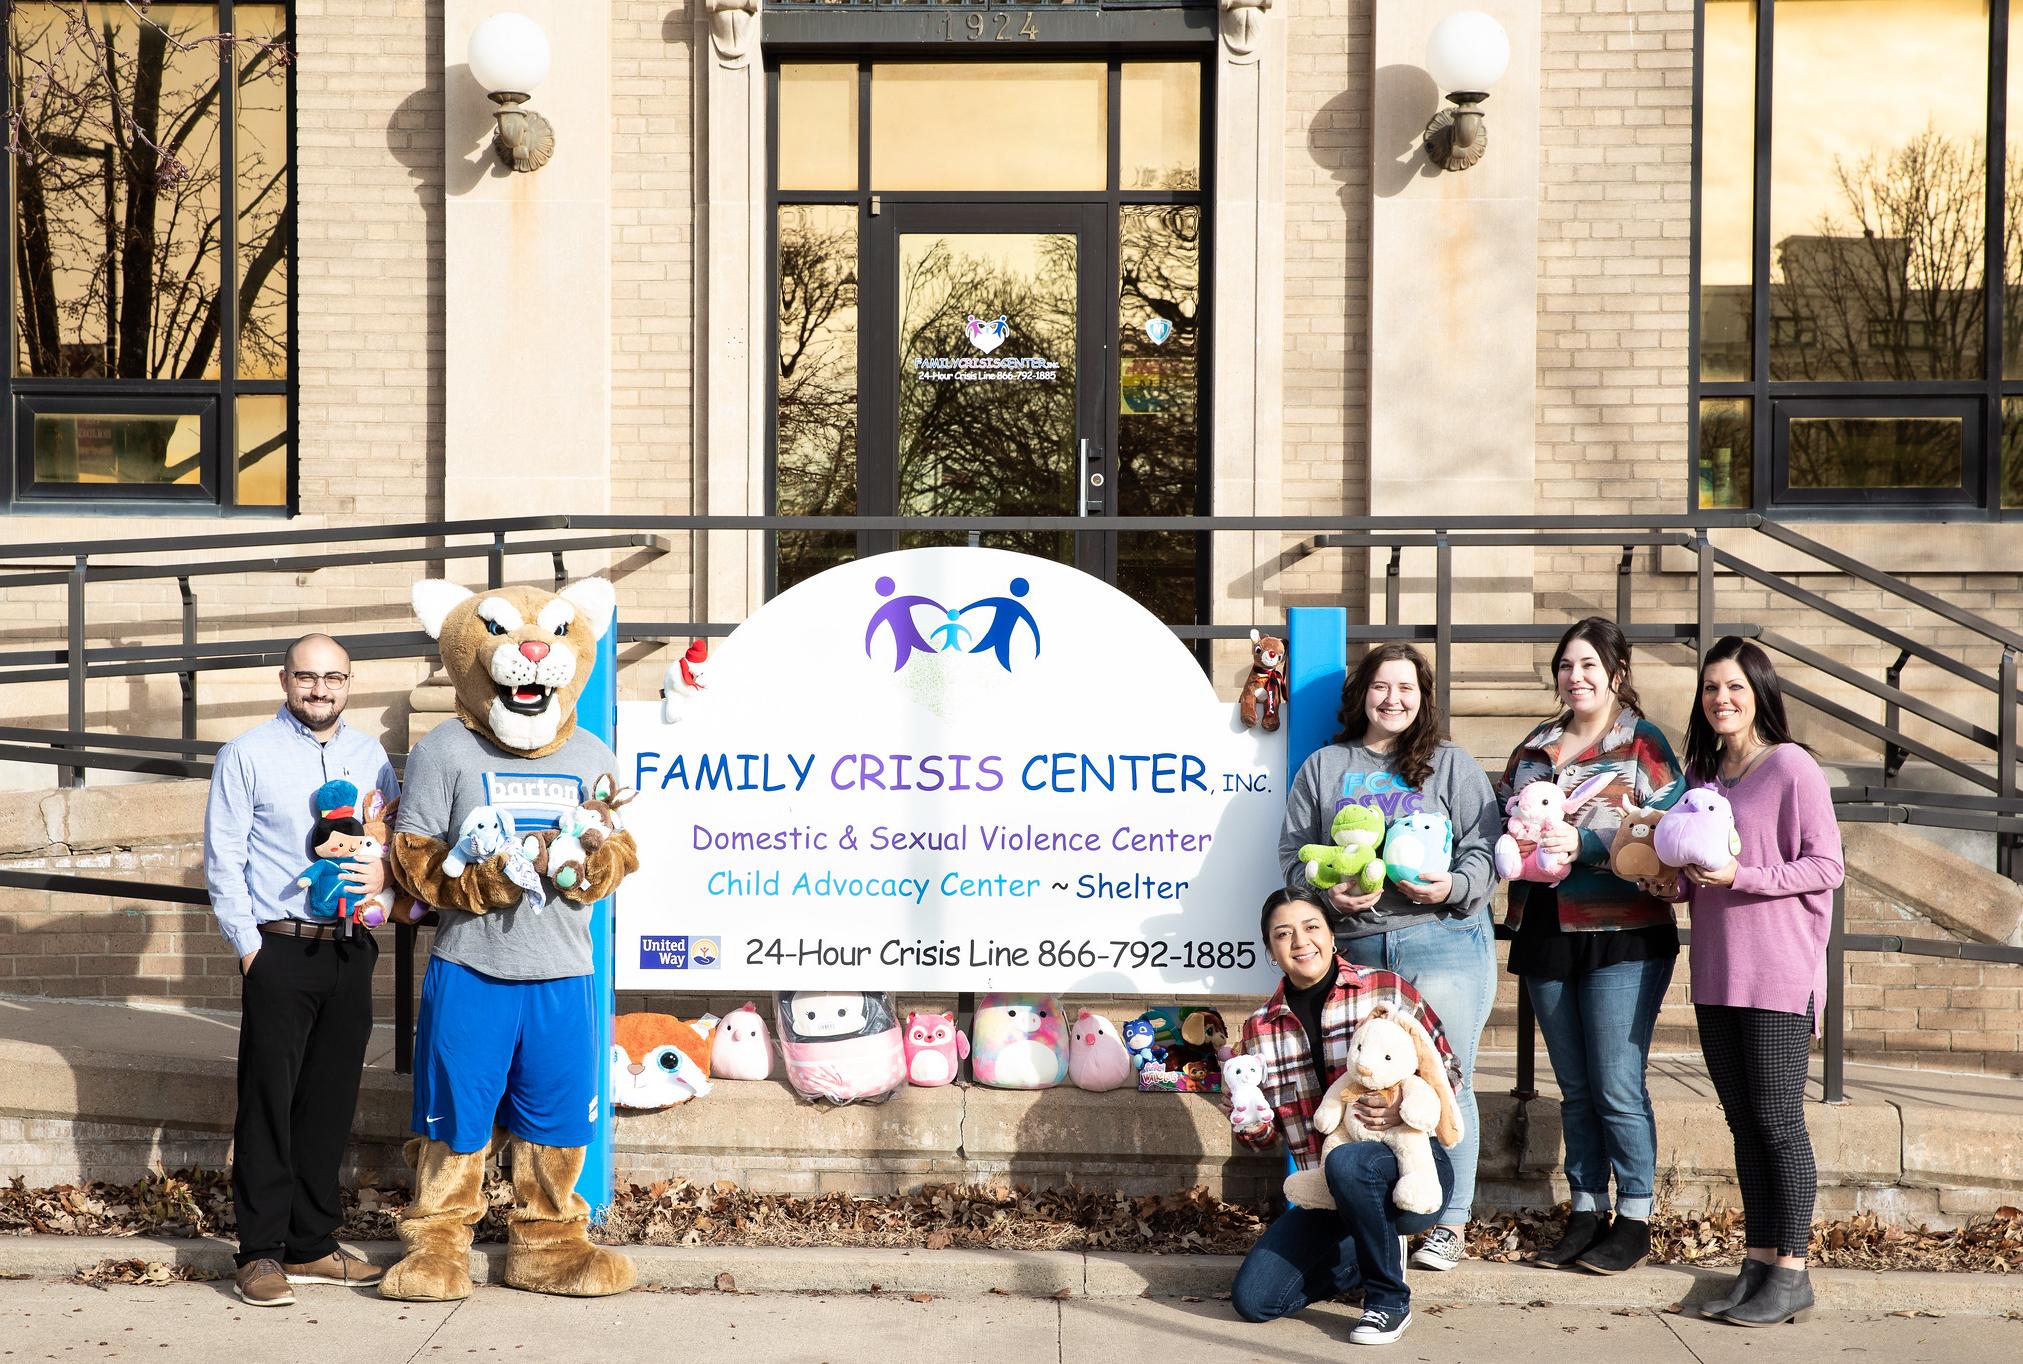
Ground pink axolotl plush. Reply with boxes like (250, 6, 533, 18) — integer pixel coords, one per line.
(1494, 772, 1615, 884)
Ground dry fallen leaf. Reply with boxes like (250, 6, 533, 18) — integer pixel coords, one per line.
(713, 1272, 735, 1292)
(909, 1293, 934, 1304)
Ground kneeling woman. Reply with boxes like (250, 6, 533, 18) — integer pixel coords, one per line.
(1231, 889, 1466, 1347)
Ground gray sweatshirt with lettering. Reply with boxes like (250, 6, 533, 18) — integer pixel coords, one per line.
(1277, 740, 1502, 941)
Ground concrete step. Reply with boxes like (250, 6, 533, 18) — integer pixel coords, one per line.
(5, 996, 2021, 1226)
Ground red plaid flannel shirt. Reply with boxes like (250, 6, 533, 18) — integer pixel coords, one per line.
(1234, 957, 1461, 1171)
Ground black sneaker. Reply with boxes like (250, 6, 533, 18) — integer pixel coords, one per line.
(1534, 1210, 1610, 1268)
(1350, 1306, 1413, 1345)
(1575, 1216, 1651, 1275)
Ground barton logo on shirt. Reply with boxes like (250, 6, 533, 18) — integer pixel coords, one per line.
(483, 771, 584, 833)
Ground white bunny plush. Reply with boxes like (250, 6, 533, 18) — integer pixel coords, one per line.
(1282, 1004, 1463, 1216)
(1222, 1053, 1275, 1129)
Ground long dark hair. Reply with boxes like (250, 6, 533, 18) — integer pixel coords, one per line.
(1550, 615, 1643, 720)
(1684, 636, 1800, 781)
(1334, 643, 1443, 789)
(1258, 886, 1339, 944)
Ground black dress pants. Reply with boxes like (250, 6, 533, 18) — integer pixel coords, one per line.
(232, 929, 377, 1267)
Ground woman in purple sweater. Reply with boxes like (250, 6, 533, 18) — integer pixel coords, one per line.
(1674, 638, 1843, 1328)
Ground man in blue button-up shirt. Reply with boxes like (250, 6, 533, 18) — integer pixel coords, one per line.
(203, 634, 397, 1306)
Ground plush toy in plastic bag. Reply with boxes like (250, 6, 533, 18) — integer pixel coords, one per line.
(610, 1012, 717, 1111)
(970, 994, 1070, 1089)
(775, 991, 906, 1104)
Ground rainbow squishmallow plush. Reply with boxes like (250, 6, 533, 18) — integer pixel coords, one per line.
(970, 994, 1069, 1089)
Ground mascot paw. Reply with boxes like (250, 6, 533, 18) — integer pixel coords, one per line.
(503, 1234, 636, 1297)
(1391, 1172, 1442, 1216)
(377, 1238, 475, 1302)
(1282, 1167, 1336, 1212)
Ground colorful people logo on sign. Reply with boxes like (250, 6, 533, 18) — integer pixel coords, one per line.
(965, 313, 1011, 354)
(864, 575, 1042, 674)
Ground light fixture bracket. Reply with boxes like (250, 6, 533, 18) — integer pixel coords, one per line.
(488, 91, 555, 174)
(1423, 92, 1490, 173)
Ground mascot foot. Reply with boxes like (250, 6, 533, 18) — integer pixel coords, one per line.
(1282, 1167, 1336, 1212)
(503, 1139, 635, 1297)
(379, 1137, 490, 1302)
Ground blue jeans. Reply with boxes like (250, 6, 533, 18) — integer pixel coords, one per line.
(1233, 1142, 1454, 1321)
(1342, 914, 1494, 1226)
(1523, 955, 1674, 1220)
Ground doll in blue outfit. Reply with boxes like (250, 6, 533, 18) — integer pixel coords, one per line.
(295, 779, 378, 932)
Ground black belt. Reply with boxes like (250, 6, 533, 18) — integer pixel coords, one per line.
(258, 919, 373, 942)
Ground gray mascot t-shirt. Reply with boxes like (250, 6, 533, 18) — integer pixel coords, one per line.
(397, 720, 620, 981)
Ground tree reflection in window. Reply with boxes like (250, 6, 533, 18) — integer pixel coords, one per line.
(775, 204, 859, 592)
(1118, 203, 1200, 625)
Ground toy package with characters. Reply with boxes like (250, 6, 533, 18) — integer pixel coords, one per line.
(776, 991, 907, 1104)
(610, 1012, 717, 1111)
(1131, 1006, 1231, 1093)
(970, 994, 1070, 1089)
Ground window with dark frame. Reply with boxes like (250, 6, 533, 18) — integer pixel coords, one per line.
(4, 1, 293, 514)
(1692, 0, 2023, 516)
(767, 54, 1211, 626)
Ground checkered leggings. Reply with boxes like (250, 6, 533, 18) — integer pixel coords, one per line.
(1695, 1003, 1816, 1257)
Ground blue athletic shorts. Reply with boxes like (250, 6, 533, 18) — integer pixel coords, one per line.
(409, 957, 599, 1153)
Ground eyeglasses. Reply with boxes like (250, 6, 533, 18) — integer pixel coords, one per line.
(288, 671, 352, 689)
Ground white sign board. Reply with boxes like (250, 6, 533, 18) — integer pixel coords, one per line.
(614, 548, 1284, 993)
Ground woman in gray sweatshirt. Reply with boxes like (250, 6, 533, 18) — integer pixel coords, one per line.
(1277, 643, 1502, 1272)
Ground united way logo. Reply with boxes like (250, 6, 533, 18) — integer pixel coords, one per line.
(965, 314, 1010, 354)
(865, 575, 1040, 674)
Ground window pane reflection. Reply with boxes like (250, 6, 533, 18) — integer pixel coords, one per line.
(1119, 205, 1202, 623)
(33, 410, 204, 487)
(236, 5, 290, 381)
(872, 64, 1105, 192)
(10, 4, 225, 379)
(2000, 399, 2023, 508)
(778, 64, 857, 192)
(1787, 416, 1964, 490)
(1698, 398, 1752, 509)
(1121, 63, 1200, 192)
(1698, 1, 1755, 381)
(1767, 0, 1987, 381)
(776, 205, 859, 592)
(237, 394, 287, 506)
(897, 231, 1077, 564)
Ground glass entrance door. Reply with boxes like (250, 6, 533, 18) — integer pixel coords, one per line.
(877, 203, 1108, 573)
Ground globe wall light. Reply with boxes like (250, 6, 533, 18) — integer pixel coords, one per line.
(468, 12, 555, 173)
(1422, 10, 1510, 172)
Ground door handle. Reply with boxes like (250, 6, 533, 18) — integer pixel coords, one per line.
(1079, 439, 1105, 516)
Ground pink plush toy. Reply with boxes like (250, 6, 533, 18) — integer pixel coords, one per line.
(1494, 771, 1615, 884)
(1066, 1010, 1133, 1091)
(709, 1002, 773, 1081)
(904, 1010, 970, 1087)
(1653, 786, 1742, 872)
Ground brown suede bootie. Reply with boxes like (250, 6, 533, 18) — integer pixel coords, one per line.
(501, 1138, 635, 1297)
(378, 1136, 490, 1302)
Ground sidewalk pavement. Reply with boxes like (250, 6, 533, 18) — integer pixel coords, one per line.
(3, 1275, 2019, 1364)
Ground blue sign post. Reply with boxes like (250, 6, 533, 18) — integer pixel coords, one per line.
(1286, 607, 1349, 780)
(574, 615, 619, 1218)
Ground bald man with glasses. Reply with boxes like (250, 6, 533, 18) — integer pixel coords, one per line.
(203, 634, 397, 1306)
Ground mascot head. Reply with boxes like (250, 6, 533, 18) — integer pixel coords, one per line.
(413, 577, 615, 757)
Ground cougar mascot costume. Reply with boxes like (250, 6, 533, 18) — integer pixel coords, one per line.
(380, 577, 640, 1301)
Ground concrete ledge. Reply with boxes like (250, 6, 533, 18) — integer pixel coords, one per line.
(2, 1236, 2020, 1314)
(1844, 823, 2023, 948)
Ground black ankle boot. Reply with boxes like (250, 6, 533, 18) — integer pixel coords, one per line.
(1699, 1258, 1771, 1319)
(1722, 1264, 1815, 1327)
(1574, 1215, 1650, 1275)
(1534, 1210, 1610, 1268)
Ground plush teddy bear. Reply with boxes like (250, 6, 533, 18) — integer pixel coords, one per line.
(1282, 1005, 1463, 1216)
(1239, 629, 1287, 732)
(1298, 804, 1387, 895)
(1654, 786, 1742, 872)
(1493, 771, 1614, 883)
(1382, 811, 1453, 886)
(1222, 1053, 1274, 1129)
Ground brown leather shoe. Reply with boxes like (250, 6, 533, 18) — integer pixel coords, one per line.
(234, 1258, 296, 1307)
(284, 1248, 385, 1286)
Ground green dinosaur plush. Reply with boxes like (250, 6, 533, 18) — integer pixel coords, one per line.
(1297, 804, 1387, 896)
